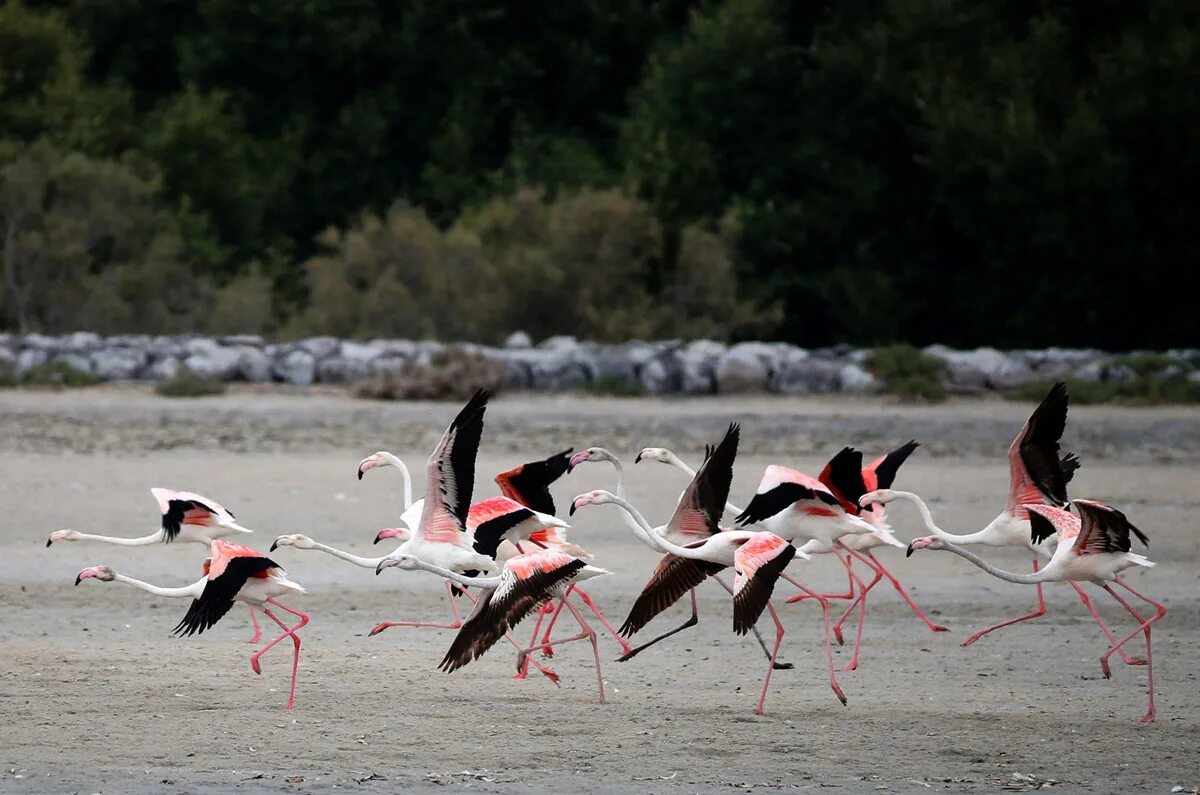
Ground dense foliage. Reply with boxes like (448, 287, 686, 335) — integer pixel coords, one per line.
(2, 0, 1196, 347)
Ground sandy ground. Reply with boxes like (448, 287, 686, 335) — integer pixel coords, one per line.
(1, 387, 1197, 794)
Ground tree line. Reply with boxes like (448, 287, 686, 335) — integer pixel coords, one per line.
(2, 0, 1196, 347)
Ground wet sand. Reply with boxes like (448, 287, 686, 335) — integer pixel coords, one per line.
(1, 387, 1197, 794)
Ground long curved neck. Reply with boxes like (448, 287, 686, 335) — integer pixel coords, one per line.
(601, 453, 626, 500)
(939, 542, 1046, 584)
(890, 491, 992, 545)
(72, 530, 165, 546)
(380, 452, 413, 509)
(601, 495, 679, 555)
(307, 541, 384, 569)
(112, 574, 204, 598)
(409, 558, 498, 588)
(664, 450, 743, 516)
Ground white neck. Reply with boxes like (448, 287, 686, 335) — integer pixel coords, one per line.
(380, 452, 414, 509)
(886, 490, 993, 545)
(662, 450, 744, 516)
(71, 530, 165, 546)
(405, 558, 499, 588)
(938, 542, 1046, 585)
(601, 452, 627, 500)
(306, 541, 385, 569)
(598, 494, 679, 555)
(112, 573, 205, 598)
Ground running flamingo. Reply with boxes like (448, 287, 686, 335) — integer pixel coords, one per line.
(379, 548, 610, 702)
(859, 383, 1143, 665)
(48, 488, 265, 643)
(357, 451, 424, 531)
(74, 538, 308, 709)
(568, 443, 787, 668)
(906, 500, 1164, 722)
(570, 425, 810, 715)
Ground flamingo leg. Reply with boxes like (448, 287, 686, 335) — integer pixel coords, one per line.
(249, 602, 308, 674)
(1100, 581, 1166, 723)
(866, 550, 949, 633)
(513, 603, 550, 679)
(617, 588, 699, 662)
(538, 596, 570, 656)
(516, 597, 606, 703)
(780, 572, 847, 706)
(961, 559, 1047, 647)
(368, 580, 464, 635)
(832, 546, 883, 670)
(786, 550, 857, 603)
(712, 573, 792, 669)
(1070, 582, 1147, 666)
(572, 586, 634, 656)
(753, 600, 786, 715)
(260, 605, 305, 710)
(246, 605, 263, 644)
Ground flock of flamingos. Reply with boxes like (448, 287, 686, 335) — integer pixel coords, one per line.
(48, 384, 1165, 722)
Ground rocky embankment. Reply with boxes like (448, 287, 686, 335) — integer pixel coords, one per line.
(1, 331, 1196, 394)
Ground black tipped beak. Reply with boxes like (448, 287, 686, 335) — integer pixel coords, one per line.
(373, 534, 383, 545)
(269, 541, 279, 552)
(905, 542, 916, 558)
(568, 503, 577, 517)
(46, 538, 53, 548)
(634, 452, 643, 464)
(74, 574, 82, 586)
(357, 469, 364, 481)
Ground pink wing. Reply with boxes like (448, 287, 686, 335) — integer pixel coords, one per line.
(416, 391, 488, 545)
(1024, 503, 1080, 544)
(207, 538, 268, 579)
(664, 425, 739, 546)
(736, 465, 845, 526)
(1006, 383, 1072, 517)
(732, 533, 795, 634)
(467, 496, 529, 530)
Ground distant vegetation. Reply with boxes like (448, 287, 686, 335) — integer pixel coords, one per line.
(863, 346, 948, 401)
(353, 347, 506, 402)
(1, 1, 1197, 349)
(154, 367, 227, 398)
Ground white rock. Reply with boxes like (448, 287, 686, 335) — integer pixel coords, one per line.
(235, 346, 273, 382)
(640, 353, 683, 394)
(145, 355, 181, 380)
(716, 345, 771, 393)
(15, 348, 48, 376)
(184, 345, 242, 380)
(51, 352, 95, 374)
(20, 333, 57, 351)
(299, 336, 340, 360)
(529, 353, 591, 390)
(839, 363, 876, 392)
(63, 331, 102, 352)
(538, 335, 578, 352)
(773, 354, 841, 393)
(90, 347, 147, 380)
(318, 355, 369, 384)
(274, 349, 317, 386)
(504, 331, 533, 349)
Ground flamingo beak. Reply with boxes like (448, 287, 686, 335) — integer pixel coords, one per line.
(568, 502, 576, 516)
(46, 537, 53, 548)
(567, 451, 589, 472)
(269, 540, 279, 552)
(905, 541, 916, 557)
(74, 573, 83, 585)
(373, 531, 386, 545)
(634, 451, 643, 464)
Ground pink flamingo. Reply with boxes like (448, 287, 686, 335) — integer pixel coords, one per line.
(380, 548, 611, 702)
(906, 500, 1164, 722)
(570, 425, 810, 715)
(860, 382, 1146, 666)
(74, 538, 308, 709)
(48, 488, 266, 643)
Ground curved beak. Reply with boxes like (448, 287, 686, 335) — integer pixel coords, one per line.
(905, 541, 916, 558)
(74, 573, 83, 585)
(269, 540, 279, 552)
(376, 558, 396, 575)
(567, 451, 589, 472)
(357, 468, 365, 481)
(634, 451, 643, 464)
(46, 536, 53, 548)
(568, 502, 577, 517)
(373, 531, 386, 545)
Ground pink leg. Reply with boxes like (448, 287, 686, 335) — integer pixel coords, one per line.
(961, 559, 1047, 647)
(249, 602, 308, 674)
(260, 604, 305, 710)
(787, 550, 856, 603)
(867, 551, 949, 633)
(780, 572, 847, 706)
(516, 596, 606, 703)
(246, 605, 263, 644)
(1099, 581, 1165, 723)
(830, 544, 878, 657)
(369, 580, 464, 635)
(712, 574, 792, 669)
(754, 601, 786, 715)
(1070, 582, 1146, 666)
(538, 596, 570, 655)
(573, 586, 634, 656)
(513, 603, 550, 679)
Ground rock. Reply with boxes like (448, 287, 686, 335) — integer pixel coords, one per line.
(927, 346, 1032, 389)
(773, 353, 842, 393)
(529, 353, 591, 391)
(504, 331, 533, 349)
(106, 334, 152, 349)
(145, 355, 181, 380)
(273, 349, 317, 386)
(318, 355, 369, 384)
(839, 363, 876, 393)
(148, 336, 186, 359)
(369, 354, 409, 374)
(183, 344, 242, 380)
(369, 339, 417, 358)
(235, 346, 273, 382)
(299, 336, 340, 360)
(340, 340, 381, 367)
(51, 352, 95, 375)
(411, 341, 445, 366)
(90, 347, 147, 380)
(640, 352, 683, 394)
(218, 334, 265, 348)
(679, 340, 725, 395)
(15, 348, 48, 376)
(1104, 364, 1136, 384)
(716, 344, 772, 393)
(62, 331, 102, 352)
(502, 358, 533, 389)
(538, 335, 578, 352)
(591, 345, 639, 383)
(20, 333, 57, 351)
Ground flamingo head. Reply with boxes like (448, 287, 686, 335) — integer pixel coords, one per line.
(374, 527, 409, 545)
(357, 451, 393, 480)
(905, 535, 945, 557)
(634, 447, 669, 465)
(569, 489, 616, 516)
(75, 566, 114, 585)
(568, 447, 613, 471)
(47, 529, 81, 547)
(859, 489, 897, 508)
(270, 534, 314, 552)
(375, 553, 418, 575)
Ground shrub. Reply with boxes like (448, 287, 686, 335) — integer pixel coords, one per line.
(583, 375, 646, 397)
(19, 360, 100, 388)
(863, 345, 947, 401)
(155, 367, 227, 397)
(1006, 376, 1200, 406)
(354, 346, 505, 402)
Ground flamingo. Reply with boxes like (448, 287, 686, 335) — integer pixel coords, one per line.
(379, 548, 611, 702)
(567, 444, 788, 668)
(73, 538, 308, 709)
(570, 425, 812, 715)
(639, 441, 944, 670)
(357, 451, 424, 532)
(859, 383, 1144, 665)
(906, 500, 1164, 722)
(47, 488, 265, 643)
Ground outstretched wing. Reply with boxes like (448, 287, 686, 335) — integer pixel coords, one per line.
(494, 448, 573, 516)
(664, 424, 739, 545)
(173, 556, 275, 637)
(619, 553, 725, 638)
(1008, 382, 1075, 513)
(817, 447, 867, 515)
(863, 440, 920, 491)
(152, 488, 232, 542)
(732, 534, 795, 635)
(417, 390, 488, 544)
(1073, 500, 1149, 555)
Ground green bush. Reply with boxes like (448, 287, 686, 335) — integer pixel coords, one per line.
(353, 346, 505, 402)
(154, 367, 227, 397)
(583, 375, 646, 397)
(1006, 376, 1200, 406)
(19, 360, 99, 388)
(864, 345, 947, 401)
(1108, 353, 1184, 378)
